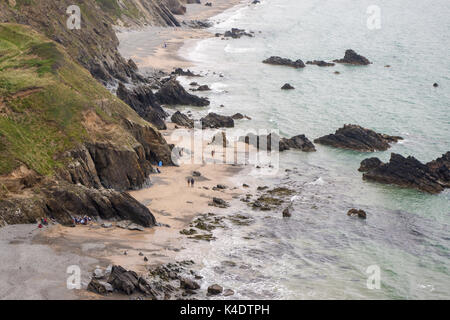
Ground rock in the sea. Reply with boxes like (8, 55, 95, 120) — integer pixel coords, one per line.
(333, 49, 371, 65)
(201, 112, 234, 128)
(306, 60, 335, 67)
(207, 284, 223, 295)
(282, 206, 292, 217)
(240, 133, 315, 152)
(223, 289, 235, 296)
(262, 56, 305, 68)
(362, 152, 450, 194)
(180, 278, 200, 290)
(347, 208, 367, 219)
(116, 82, 168, 130)
(358, 157, 383, 172)
(231, 113, 244, 120)
(156, 79, 210, 106)
(433, 83, 439, 87)
(211, 197, 230, 208)
(314, 124, 403, 151)
(191, 84, 211, 91)
(223, 28, 253, 39)
(171, 111, 194, 128)
(172, 68, 201, 77)
(281, 83, 295, 90)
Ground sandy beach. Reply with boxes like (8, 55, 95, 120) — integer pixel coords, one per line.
(117, 0, 245, 72)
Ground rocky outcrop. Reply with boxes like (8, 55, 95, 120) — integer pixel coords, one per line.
(306, 60, 335, 67)
(171, 111, 194, 128)
(116, 83, 168, 130)
(172, 68, 202, 77)
(0, 181, 156, 227)
(362, 152, 450, 194)
(262, 56, 305, 68)
(314, 124, 403, 151)
(358, 157, 383, 172)
(333, 50, 371, 65)
(201, 113, 235, 129)
(156, 79, 210, 106)
(222, 28, 253, 39)
(281, 83, 295, 90)
(240, 133, 316, 152)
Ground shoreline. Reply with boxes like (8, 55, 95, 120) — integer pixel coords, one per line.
(117, 0, 246, 72)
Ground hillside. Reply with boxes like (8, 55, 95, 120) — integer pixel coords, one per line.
(0, 23, 172, 226)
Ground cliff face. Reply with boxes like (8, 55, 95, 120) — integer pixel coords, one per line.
(0, 23, 173, 226)
(0, 0, 181, 84)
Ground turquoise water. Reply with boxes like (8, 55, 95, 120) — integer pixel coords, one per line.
(176, 0, 449, 299)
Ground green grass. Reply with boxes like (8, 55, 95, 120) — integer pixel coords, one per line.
(0, 23, 149, 176)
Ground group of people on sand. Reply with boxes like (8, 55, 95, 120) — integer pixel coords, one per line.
(187, 177, 195, 187)
(73, 216, 92, 226)
(37, 217, 49, 229)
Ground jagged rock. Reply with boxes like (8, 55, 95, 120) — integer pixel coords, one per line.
(116, 82, 168, 130)
(231, 113, 244, 120)
(347, 208, 367, 219)
(333, 49, 371, 65)
(211, 197, 229, 208)
(171, 111, 194, 128)
(88, 279, 113, 295)
(314, 124, 402, 151)
(279, 135, 316, 152)
(107, 265, 139, 295)
(362, 152, 450, 194)
(156, 79, 210, 106)
(306, 60, 335, 67)
(171, 68, 201, 77)
(262, 56, 305, 68)
(282, 207, 292, 217)
(191, 84, 211, 91)
(201, 113, 234, 128)
(358, 157, 383, 172)
(207, 284, 223, 295)
(281, 83, 295, 90)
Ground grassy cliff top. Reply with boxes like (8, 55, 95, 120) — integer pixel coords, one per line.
(0, 23, 149, 176)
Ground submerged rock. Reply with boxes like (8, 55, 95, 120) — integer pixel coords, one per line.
(262, 56, 305, 68)
(362, 152, 450, 194)
(306, 60, 335, 67)
(333, 49, 371, 65)
(347, 208, 367, 219)
(314, 124, 402, 151)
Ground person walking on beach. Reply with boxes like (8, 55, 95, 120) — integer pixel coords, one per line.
(190, 178, 195, 188)
(187, 178, 191, 187)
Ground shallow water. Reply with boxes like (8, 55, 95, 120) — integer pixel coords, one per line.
(173, 0, 450, 299)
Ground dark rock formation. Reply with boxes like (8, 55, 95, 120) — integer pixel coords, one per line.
(333, 49, 371, 65)
(281, 83, 295, 90)
(314, 124, 402, 151)
(207, 284, 223, 295)
(306, 60, 335, 67)
(171, 111, 194, 128)
(201, 113, 234, 128)
(172, 68, 201, 77)
(191, 84, 211, 91)
(362, 152, 450, 194)
(156, 79, 210, 106)
(347, 209, 367, 219)
(358, 157, 383, 172)
(262, 56, 305, 68)
(117, 82, 168, 130)
(223, 28, 253, 39)
(282, 207, 292, 217)
(231, 113, 244, 120)
(240, 133, 315, 152)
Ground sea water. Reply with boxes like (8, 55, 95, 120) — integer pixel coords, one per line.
(174, 0, 449, 299)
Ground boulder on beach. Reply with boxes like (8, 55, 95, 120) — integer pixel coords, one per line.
(314, 124, 403, 151)
(171, 111, 194, 128)
(262, 56, 305, 68)
(156, 79, 210, 106)
(201, 112, 234, 128)
(333, 49, 371, 65)
(362, 152, 450, 194)
(347, 208, 367, 219)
